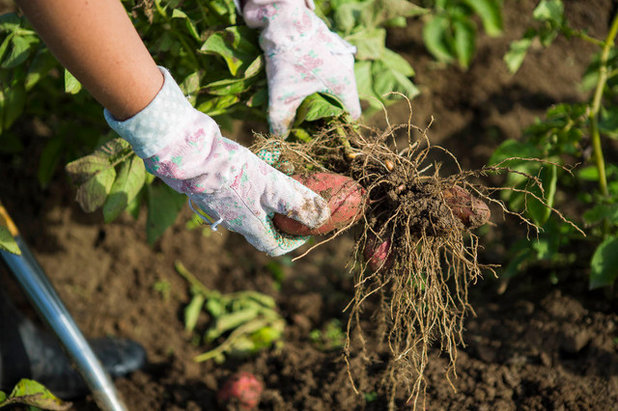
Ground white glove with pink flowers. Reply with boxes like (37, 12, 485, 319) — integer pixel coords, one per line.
(104, 68, 330, 256)
(243, 0, 362, 135)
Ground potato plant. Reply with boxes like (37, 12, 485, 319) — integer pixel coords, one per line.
(493, 0, 618, 289)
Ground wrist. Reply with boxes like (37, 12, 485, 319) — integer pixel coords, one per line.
(104, 67, 195, 158)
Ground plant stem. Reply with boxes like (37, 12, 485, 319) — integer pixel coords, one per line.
(175, 260, 215, 297)
(588, 12, 618, 198)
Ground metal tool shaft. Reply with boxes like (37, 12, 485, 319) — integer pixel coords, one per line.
(1, 233, 127, 411)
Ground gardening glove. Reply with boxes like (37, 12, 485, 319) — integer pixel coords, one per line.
(104, 67, 330, 256)
(242, 0, 361, 135)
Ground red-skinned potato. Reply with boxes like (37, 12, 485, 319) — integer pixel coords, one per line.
(364, 234, 393, 271)
(443, 185, 490, 228)
(273, 173, 365, 236)
(217, 371, 263, 410)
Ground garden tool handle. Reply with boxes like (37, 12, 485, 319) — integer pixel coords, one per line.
(0, 202, 127, 411)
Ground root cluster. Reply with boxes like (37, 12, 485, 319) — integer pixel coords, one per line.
(251, 101, 573, 409)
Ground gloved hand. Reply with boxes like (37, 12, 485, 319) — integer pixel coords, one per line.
(243, 0, 362, 135)
(105, 67, 330, 256)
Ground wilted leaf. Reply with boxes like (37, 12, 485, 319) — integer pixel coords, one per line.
(103, 155, 146, 223)
(0, 379, 72, 410)
(590, 236, 618, 289)
(146, 182, 185, 244)
(0, 226, 20, 255)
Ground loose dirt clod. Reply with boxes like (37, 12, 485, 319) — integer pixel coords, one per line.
(251, 100, 570, 409)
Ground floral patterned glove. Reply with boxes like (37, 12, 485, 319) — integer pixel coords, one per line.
(104, 68, 330, 256)
(243, 0, 362, 135)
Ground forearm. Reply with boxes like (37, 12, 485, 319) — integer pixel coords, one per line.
(15, 0, 163, 120)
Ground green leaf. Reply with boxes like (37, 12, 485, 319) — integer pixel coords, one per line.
(293, 93, 345, 126)
(197, 95, 240, 116)
(180, 72, 201, 106)
(65, 139, 133, 213)
(203, 77, 257, 96)
(0, 379, 72, 410)
(200, 27, 260, 76)
(346, 27, 386, 60)
(37, 136, 64, 188)
(371, 60, 420, 99)
(146, 182, 185, 244)
(599, 106, 618, 139)
(171, 9, 201, 41)
(590, 236, 618, 289)
(103, 155, 146, 223)
(0, 226, 20, 255)
(526, 164, 557, 226)
(1, 35, 37, 69)
(0, 13, 22, 33)
(2, 82, 26, 131)
(185, 294, 205, 332)
(25, 49, 58, 91)
(462, 0, 503, 36)
(380, 48, 414, 77)
(504, 33, 534, 74)
(64, 69, 82, 94)
(422, 15, 455, 64)
(583, 203, 618, 225)
(453, 18, 476, 69)
(533, 0, 564, 26)
(354, 61, 381, 108)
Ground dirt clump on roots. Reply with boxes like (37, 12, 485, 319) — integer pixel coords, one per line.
(251, 102, 568, 409)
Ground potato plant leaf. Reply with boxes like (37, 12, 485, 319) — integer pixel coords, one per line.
(200, 27, 260, 76)
(462, 0, 503, 36)
(422, 15, 455, 64)
(346, 27, 386, 60)
(185, 294, 206, 333)
(504, 32, 535, 74)
(453, 18, 476, 69)
(371, 60, 420, 100)
(526, 164, 557, 226)
(0, 226, 20, 255)
(293, 93, 345, 126)
(146, 182, 186, 244)
(64, 68, 82, 94)
(590, 236, 618, 289)
(532, 0, 564, 26)
(65, 139, 133, 213)
(1, 35, 38, 69)
(0, 379, 71, 410)
(103, 155, 146, 223)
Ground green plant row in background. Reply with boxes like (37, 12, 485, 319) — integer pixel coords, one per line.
(0, 0, 503, 247)
(492, 0, 618, 289)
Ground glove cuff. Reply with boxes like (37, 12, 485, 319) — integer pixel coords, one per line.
(104, 67, 194, 158)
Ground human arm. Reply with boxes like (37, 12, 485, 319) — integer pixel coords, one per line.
(15, 0, 162, 120)
(16, 0, 330, 256)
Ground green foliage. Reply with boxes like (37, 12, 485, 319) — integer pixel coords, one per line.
(0, 379, 71, 410)
(175, 261, 285, 363)
(496, 1, 618, 289)
(0, 226, 20, 255)
(421, 0, 503, 68)
(310, 319, 346, 351)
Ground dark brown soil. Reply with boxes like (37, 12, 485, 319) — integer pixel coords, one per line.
(1, 0, 617, 409)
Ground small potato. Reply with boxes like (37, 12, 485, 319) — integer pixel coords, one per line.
(363, 234, 393, 271)
(442, 185, 490, 228)
(217, 371, 263, 410)
(274, 173, 365, 236)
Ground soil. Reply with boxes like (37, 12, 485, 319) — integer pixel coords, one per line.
(2, 0, 618, 409)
